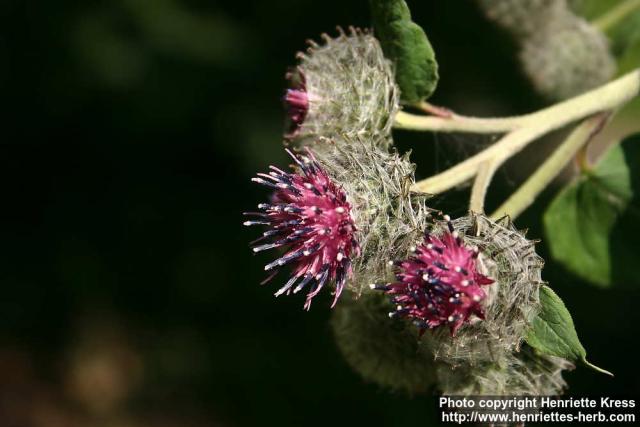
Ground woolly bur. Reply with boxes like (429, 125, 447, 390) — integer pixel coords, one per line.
(475, 0, 616, 101)
(283, 27, 399, 145)
(520, 9, 616, 100)
(307, 136, 432, 295)
(333, 213, 574, 396)
(372, 212, 546, 365)
(331, 291, 439, 393)
(423, 214, 574, 396)
(419, 214, 545, 365)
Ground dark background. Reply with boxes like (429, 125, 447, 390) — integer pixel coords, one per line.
(1, 1, 638, 426)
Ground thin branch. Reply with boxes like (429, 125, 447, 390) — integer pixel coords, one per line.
(416, 101, 453, 118)
(490, 113, 610, 221)
(396, 70, 640, 135)
(576, 143, 592, 173)
(469, 160, 499, 213)
(412, 126, 552, 194)
(395, 110, 520, 134)
(410, 70, 640, 195)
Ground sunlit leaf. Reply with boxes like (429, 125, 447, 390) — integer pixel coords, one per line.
(526, 285, 612, 375)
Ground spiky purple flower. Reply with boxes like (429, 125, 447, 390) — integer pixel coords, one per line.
(372, 218, 494, 336)
(244, 149, 360, 309)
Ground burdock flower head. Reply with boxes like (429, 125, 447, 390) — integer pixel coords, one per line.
(244, 149, 360, 309)
(373, 216, 494, 336)
(245, 135, 432, 309)
(284, 27, 399, 146)
(335, 213, 572, 395)
(418, 213, 546, 368)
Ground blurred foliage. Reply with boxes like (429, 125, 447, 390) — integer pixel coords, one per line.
(572, 0, 640, 71)
(1, 0, 639, 426)
(572, 0, 640, 115)
(544, 134, 640, 288)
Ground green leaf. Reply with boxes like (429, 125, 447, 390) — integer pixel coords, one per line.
(543, 134, 640, 287)
(526, 285, 612, 376)
(369, 0, 438, 103)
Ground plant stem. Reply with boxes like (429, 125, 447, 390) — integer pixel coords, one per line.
(396, 70, 640, 135)
(394, 110, 520, 133)
(469, 160, 498, 213)
(409, 70, 640, 197)
(576, 144, 592, 173)
(416, 101, 453, 118)
(412, 126, 544, 193)
(592, 0, 640, 33)
(489, 114, 609, 221)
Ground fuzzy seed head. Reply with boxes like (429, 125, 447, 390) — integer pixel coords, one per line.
(378, 228, 494, 336)
(476, 0, 568, 39)
(331, 291, 440, 393)
(285, 27, 399, 147)
(245, 149, 360, 309)
(520, 10, 615, 100)
(437, 345, 573, 396)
